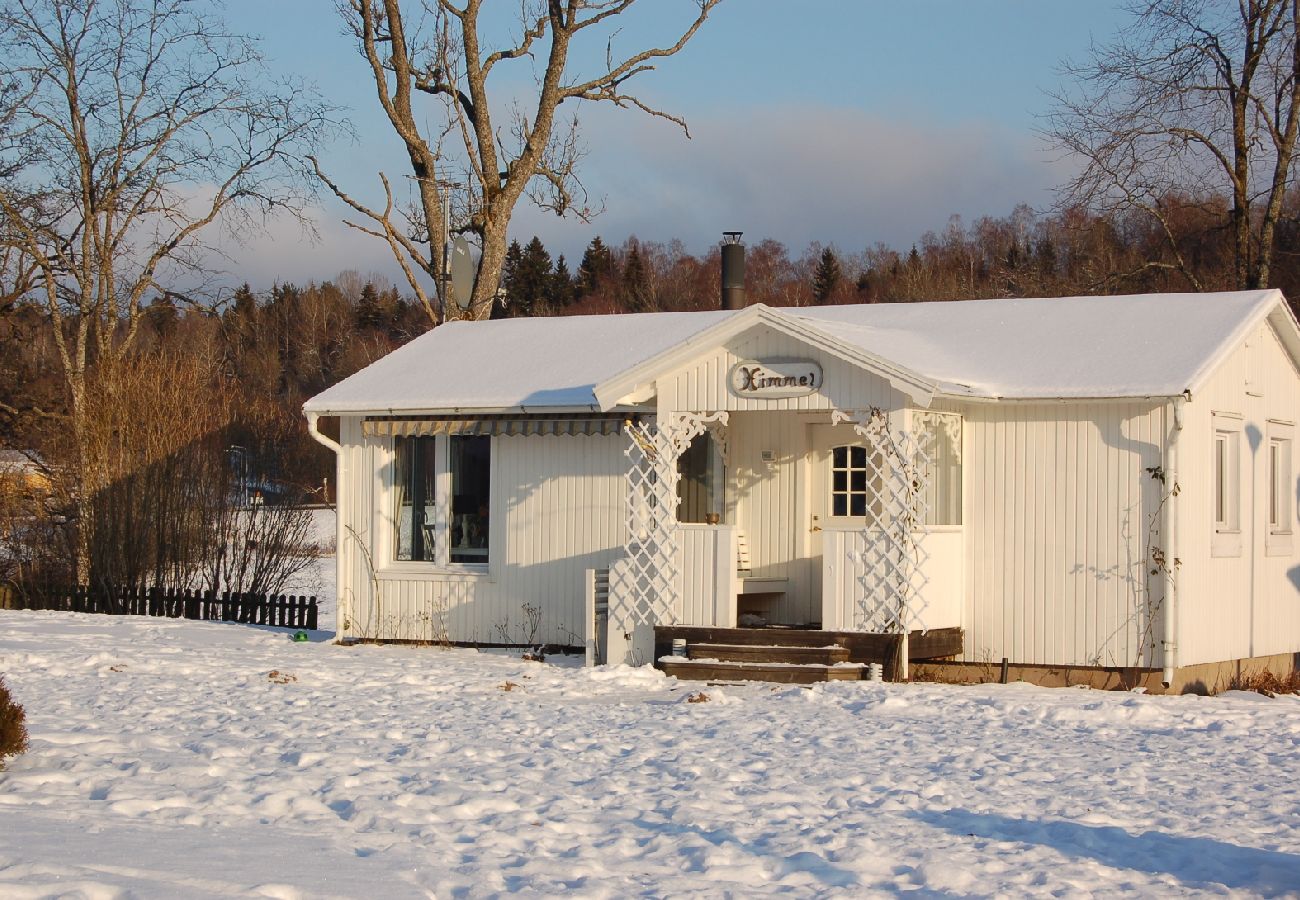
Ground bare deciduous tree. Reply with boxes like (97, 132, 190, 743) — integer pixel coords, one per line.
(0, 0, 331, 578)
(318, 0, 723, 324)
(1048, 0, 1300, 290)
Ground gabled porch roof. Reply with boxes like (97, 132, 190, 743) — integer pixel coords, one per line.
(592, 303, 941, 410)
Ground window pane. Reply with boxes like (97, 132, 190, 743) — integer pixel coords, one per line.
(1271, 443, 1280, 527)
(450, 435, 491, 564)
(833, 494, 846, 517)
(677, 432, 723, 524)
(850, 446, 867, 469)
(833, 470, 847, 492)
(849, 494, 866, 517)
(833, 446, 846, 468)
(850, 470, 866, 492)
(394, 436, 437, 561)
(394, 437, 413, 560)
(1215, 435, 1227, 525)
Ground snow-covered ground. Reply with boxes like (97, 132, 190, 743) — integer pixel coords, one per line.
(2, 611, 1300, 898)
(283, 506, 336, 626)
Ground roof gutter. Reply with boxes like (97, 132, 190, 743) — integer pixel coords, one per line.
(936, 392, 1187, 405)
(302, 403, 636, 418)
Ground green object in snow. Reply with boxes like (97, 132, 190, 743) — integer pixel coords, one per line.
(292, 630, 309, 642)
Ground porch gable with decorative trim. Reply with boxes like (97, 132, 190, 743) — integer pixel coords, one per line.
(593, 304, 938, 412)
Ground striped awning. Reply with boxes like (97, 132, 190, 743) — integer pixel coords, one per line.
(362, 414, 627, 438)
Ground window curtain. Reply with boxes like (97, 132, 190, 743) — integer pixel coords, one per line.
(393, 436, 412, 559)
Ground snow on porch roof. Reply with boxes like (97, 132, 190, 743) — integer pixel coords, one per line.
(302, 289, 1293, 415)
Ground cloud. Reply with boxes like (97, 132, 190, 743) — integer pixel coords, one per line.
(204, 199, 430, 295)
(509, 103, 1075, 258)
(213, 103, 1078, 290)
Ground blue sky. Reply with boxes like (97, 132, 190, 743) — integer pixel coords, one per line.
(218, 1, 1132, 289)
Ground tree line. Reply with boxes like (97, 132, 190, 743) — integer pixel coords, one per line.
(0, 271, 424, 598)
(496, 199, 1300, 319)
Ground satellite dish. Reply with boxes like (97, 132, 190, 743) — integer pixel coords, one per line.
(449, 236, 475, 310)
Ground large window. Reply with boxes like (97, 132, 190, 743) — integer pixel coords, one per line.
(1212, 413, 1242, 557)
(392, 434, 491, 566)
(1268, 421, 1293, 555)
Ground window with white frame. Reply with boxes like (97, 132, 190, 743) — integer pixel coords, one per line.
(392, 434, 491, 567)
(1212, 413, 1242, 557)
(1268, 422, 1293, 554)
(830, 444, 876, 518)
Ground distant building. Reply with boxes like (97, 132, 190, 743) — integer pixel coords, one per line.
(0, 450, 50, 501)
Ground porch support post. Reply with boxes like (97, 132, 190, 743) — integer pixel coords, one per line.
(609, 411, 729, 664)
(829, 407, 932, 681)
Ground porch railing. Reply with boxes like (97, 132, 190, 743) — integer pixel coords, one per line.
(822, 528, 962, 632)
(676, 525, 738, 628)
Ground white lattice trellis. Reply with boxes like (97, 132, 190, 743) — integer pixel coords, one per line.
(610, 412, 729, 629)
(831, 408, 932, 633)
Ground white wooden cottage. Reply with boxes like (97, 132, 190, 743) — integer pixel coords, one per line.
(304, 288, 1300, 691)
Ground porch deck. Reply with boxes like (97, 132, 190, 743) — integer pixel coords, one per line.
(654, 625, 963, 683)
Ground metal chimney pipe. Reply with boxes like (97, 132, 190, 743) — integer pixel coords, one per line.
(721, 231, 745, 310)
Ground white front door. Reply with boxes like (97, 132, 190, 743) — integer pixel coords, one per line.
(808, 425, 881, 626)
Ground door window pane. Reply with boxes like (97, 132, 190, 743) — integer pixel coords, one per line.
(830, 444, 873, 520)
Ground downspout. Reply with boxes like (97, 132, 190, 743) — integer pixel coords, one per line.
(1162, 395, 1185, 688)
(306, 412, 344, 639)
(306, 411, 341, 455)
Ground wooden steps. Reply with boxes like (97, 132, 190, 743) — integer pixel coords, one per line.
(654, 625, 964, 684)
(660, 626, 848, 649)
(688, 642, 850, 665)
(660, 657, 864, 684)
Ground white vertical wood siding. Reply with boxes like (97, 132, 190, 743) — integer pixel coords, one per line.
(821, 529, 963, 632)
(957, 401, 1168, 668)
(1177, 319, 1300, 666)
(335, 426, 627, 645)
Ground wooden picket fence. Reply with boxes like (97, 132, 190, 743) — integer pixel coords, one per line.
(8, 585, 318, 630)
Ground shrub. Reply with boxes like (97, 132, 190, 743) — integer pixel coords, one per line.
(0, 676, 28, 767)
(1227, 669, 1300, 697)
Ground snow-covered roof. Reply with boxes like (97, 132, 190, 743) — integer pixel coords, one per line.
(303, 289, 1298, 414)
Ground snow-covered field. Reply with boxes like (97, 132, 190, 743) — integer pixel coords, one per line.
(2, 611, 1300, 898)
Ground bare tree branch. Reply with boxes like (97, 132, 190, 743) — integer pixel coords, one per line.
(0, 0, 333, 582)
(1046, 0, 1300, 289)
(326, 0, 724, 322)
